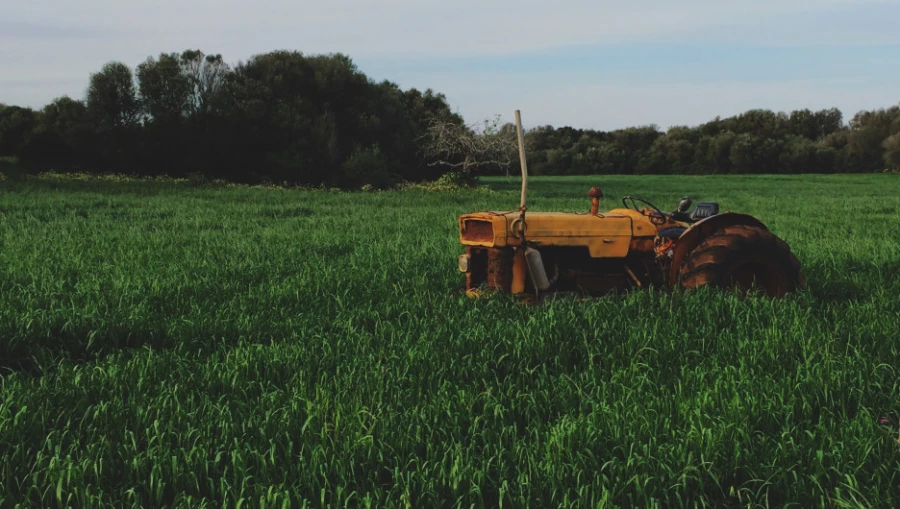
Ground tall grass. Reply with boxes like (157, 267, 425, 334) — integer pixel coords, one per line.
(1, 174, 898, 507)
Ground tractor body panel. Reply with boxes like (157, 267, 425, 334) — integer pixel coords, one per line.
(459, 209, 661, 258)
(458, 207, 684, 295)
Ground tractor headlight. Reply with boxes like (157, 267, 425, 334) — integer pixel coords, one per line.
(458, 254, 470, 272)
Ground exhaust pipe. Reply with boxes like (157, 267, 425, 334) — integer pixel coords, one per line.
(524, 246, 558, 291)
(515, 111, 562, 295)
(515, 110, 528, 210)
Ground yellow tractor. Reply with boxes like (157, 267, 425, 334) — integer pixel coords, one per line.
(456, 111, 804, 300)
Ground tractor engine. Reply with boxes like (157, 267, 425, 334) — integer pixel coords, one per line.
(457, 189, 686, 297)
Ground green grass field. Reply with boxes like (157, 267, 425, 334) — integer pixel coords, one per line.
(1, 173, 899, 508)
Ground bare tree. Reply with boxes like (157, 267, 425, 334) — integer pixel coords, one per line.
(179, 50, 230, 115)
(421, 114, 519, 177)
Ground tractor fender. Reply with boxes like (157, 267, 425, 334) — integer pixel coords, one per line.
(668, 212, 769, 285)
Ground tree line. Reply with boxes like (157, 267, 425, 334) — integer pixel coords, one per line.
(1, 48, 899, 186)
(0, 50, 463, 188)
(521, 106, 900, 176)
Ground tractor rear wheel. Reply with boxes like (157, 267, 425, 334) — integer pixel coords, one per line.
(678, 224, 803, 297)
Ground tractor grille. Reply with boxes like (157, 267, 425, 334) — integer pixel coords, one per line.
(461, 219, 494, 243)
(464, 247, 513, 292)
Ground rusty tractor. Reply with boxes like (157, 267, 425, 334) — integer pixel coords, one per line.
(456, 111, 804, 300)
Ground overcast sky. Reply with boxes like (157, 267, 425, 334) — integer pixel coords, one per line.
(2, 0, 898, 131)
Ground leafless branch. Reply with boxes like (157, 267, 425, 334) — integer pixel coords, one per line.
(420, 114, 519, 175)
(425, 159, 520, 168)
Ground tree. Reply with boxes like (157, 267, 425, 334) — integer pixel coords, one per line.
(421, 115, 519, 181)
(842, 107, 900, 172)
(4, 47, 899, 180)
(729, 134, 783, 174)
(218, 50, 449, 186)
(724, 109, 786, 138)
(136, 53, 191, 122)
(780, 135, 819, 173)
(789, 109, 818, 140)
(814, 108, 844, 138)
(24, 97, 91, 170)
(179, 50, 230, 115)
(640, 126, 697, 174)
(0, 106, 36, 156)
(610, 126, 662, 174)
(884, 133, 900, 170)
(86, 62, 140, 129)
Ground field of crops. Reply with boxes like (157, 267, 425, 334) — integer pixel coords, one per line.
(1, 173, 899, 507)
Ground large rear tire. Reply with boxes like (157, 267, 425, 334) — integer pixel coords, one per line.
(678, 224, 803, 297)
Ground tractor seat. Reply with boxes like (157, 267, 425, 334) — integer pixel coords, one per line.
(689, 202, 719, 221)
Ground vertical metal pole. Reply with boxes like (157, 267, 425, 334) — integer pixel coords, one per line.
(514, 110, 528, 210)
(514, 110, 534, 299)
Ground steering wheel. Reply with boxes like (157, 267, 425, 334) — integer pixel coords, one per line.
(622, 195, 667, 225)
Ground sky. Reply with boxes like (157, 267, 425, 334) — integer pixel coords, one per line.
(1, 0, 898, 131)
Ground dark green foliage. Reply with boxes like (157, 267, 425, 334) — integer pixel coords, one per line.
(342, 145, 395, 189)
(0, 106, 37, 157)
(0, 48, 898, 183)
(31, 96, 92, 170)
(136, 53, 192, 123)
(0, 50, 459, 188)
(884, 134, 900, 169)
(522, 106, 900, 176)
(86, 61, 141, 130)
(436, 169, 479, 188)
(83, 62, 142, 173)
(209, 50, 459, 187)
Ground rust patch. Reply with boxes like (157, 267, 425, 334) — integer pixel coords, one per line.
(588, 187, 603, 215)
(654, 237, 676, 258)
(668, 212, 769, 285)
(512, 249, 527, 294)
(629, 237, 655, 253)
(466, 247, 488, 291)
(677, 225, 802, 297)
(486, 248, 514, 292)
(462, 220, 494, 243)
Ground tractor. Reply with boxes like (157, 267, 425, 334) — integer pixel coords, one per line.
(456, 111, 804, 300)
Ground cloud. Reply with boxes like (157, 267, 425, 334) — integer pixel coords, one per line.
(461, 79, 900, 131)
(1, 0, 898, 128)
(2, 0, 894, 56)
(354, 39, 900, 130)
(186, 0, 896, 57)
(0, 20, 124, 40)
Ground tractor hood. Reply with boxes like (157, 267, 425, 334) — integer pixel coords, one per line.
(458, 209, 652, 258)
